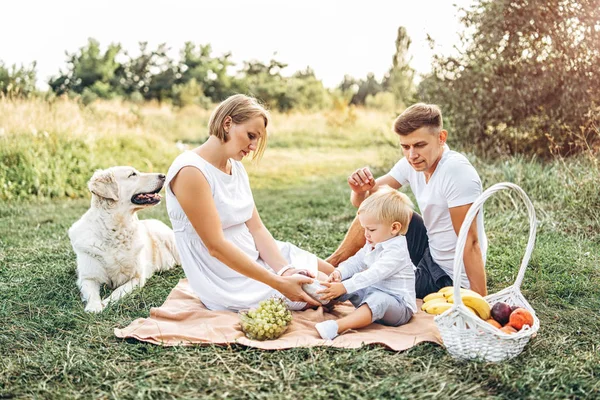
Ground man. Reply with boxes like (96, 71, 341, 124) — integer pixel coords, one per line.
(327, 103, 487, 297)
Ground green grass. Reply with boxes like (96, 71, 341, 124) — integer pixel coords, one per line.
(1, 99, 600, 398)
(1, 170, 600, 399)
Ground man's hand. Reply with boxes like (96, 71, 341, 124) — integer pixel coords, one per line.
(327, 270, 342, 283)
(348, 167, 375, 194)
(317, 281, 347, 301)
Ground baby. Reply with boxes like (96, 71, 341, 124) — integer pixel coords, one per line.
(314, 186, 417, 340)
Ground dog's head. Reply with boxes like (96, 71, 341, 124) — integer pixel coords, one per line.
(88, 166, 166, 211)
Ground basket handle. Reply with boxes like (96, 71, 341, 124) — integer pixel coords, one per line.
(451, 182, 537, 305)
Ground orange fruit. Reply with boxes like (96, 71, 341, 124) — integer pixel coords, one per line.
(486, 318, 502, 329)
(509, 308, 534, 331)
(500, 325, 517, 334)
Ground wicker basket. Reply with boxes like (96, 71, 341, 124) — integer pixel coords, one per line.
(435, 182, 540, 362)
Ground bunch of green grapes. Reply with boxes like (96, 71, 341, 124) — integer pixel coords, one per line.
(239, 297, 293, 341)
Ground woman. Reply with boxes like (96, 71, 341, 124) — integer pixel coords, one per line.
(165, 94, 325, 311)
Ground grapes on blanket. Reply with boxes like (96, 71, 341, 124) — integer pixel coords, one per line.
(239, 297, 293, 340)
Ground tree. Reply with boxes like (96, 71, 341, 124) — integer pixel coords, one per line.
(418, 0, 600, 157)
(49, 38, 121, 97)
(349, 73, 383, 105)
(383, 26, 415, 108)
(338, 75, 359, 95)
(287, 67, 333, 110)
(179, 42, 237, 102)
(237, 59, 291, 111)
(112, 42, 177, 101)
(0, 61, 37, 97)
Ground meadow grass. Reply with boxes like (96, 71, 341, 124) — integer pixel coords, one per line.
(1, 99, 599, 399)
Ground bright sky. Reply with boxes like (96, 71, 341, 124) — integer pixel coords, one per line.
(1, 0, 474, 89)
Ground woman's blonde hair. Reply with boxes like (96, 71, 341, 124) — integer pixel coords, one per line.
(208, 94, 270, 160)
(358, 185, 414, 235)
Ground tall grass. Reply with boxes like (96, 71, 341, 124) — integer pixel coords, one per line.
(2, 97, 598, 235)
(0, 98, 400, 200)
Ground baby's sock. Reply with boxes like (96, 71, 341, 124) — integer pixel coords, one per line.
(315, 320, 339, 340)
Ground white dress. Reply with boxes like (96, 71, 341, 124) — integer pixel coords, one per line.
(165, 151, 318, 311)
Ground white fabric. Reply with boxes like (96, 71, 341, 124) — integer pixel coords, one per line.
(337, 236, 417, 313)
(165, 151, 317, 312)
(389, 146, 487, 288)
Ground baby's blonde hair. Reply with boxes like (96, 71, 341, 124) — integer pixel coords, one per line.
(357, 185, 414, 235)
(208, 94, 270, 160)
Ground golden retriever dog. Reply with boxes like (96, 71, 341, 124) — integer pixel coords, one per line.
(69, 166, 180, 313)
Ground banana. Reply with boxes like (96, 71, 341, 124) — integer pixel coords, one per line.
(437, 286, 455, 295)
(421, 297, 447, 311)
(466, 306, 478, 316)
(443, 288, 482, 298)
(445, 289, 485, 302)
(423, 292, 445, 303)
(460, 288, 484, 298)
(447, 294, 491, 320)
(423, 302, 453, 315)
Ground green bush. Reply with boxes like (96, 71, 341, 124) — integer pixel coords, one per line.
(172, 78, 211, 108)
(365, 92, 397, 113)
(0, 61, 37, 98)
(0, 131, 179, 201)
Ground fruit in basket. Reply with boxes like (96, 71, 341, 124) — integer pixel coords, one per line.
(465, 306, 479, 316)
(421, 297, 447, 311)
(490, 302, 513, 325)
(486, 318, 502, 329)
(500, 325, 518, 334)
(510, 305, 521, 313)
(444, 288, 484, 301)
(239, 297, 293, 341)
(440, 287, 476, 298)
(422, 301, 453, 315)
(423, 292, 445, 303)
(437, 286, 454, 295)
(508, 308, 534, 330)
(446, 292, 491, 320)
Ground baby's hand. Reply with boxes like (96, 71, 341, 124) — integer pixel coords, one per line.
(327, 270, 342, 283)
(317, 282, 347, 301)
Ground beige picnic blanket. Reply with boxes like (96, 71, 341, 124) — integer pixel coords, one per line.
(114, 279, 443, 351)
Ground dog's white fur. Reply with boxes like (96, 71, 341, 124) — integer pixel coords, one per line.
(69, 166, 180, 313)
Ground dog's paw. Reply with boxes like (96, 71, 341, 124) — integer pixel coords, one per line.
(84, 302, 104, 313)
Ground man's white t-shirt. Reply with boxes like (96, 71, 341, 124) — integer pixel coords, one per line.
(389, 146, 487, 288)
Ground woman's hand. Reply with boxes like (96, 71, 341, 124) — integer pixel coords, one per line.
(281, 268, 315, 278)
(327, 270, 342, 283)
(274, 275, 321, 306)
(348, 167, 375, 194)
(316, 281, 347, 301)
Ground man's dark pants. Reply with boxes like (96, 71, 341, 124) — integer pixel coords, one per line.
(405, 213, 454, 299)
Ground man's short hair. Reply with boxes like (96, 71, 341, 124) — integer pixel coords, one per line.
(393, 103, 443, 135)
(357, 186, 413, 235)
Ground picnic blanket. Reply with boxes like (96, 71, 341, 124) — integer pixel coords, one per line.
(115, 279, 443, 351)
